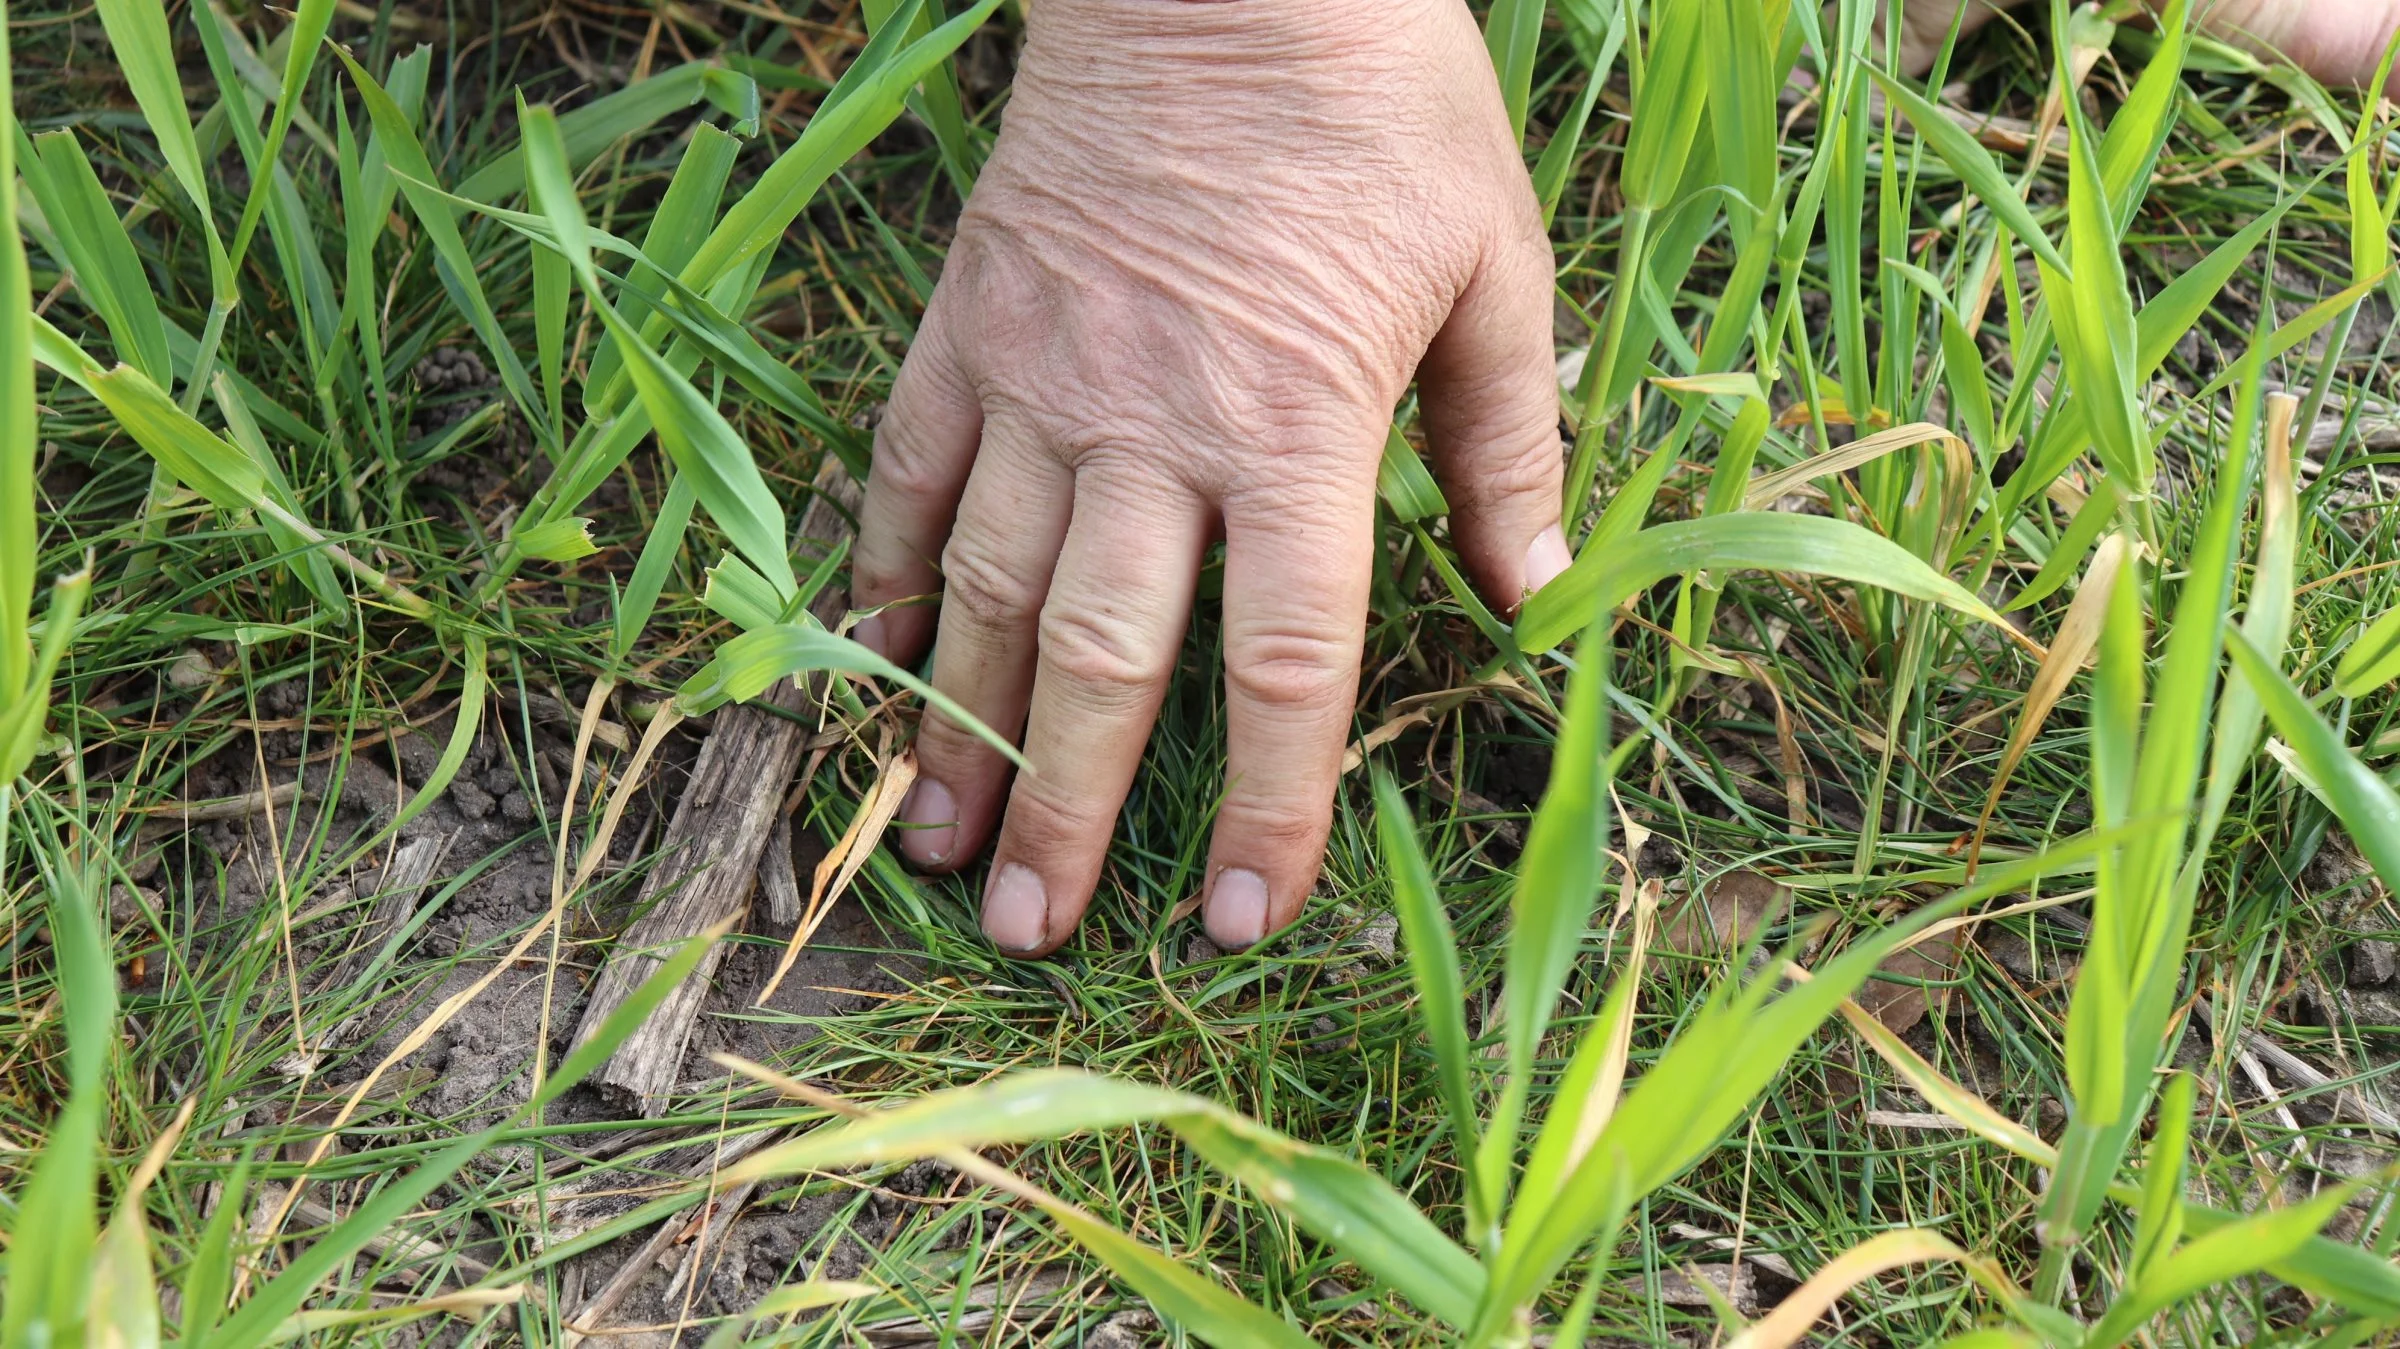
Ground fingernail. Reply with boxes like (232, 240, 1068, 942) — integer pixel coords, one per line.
(982, 863, 1049, 952)
(1524, 525, 1572, 598)
(897, 779, 957, 866)
(1204, 868, 1269, 950)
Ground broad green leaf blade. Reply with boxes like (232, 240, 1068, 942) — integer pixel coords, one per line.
(92, 0, 231, 291)
(2336, 606, 2400, 697)
(331, 47, 554, 456)
(585, 124, 744, 410)
(702, 553, 787, 633)
(615, 473, 698, 662)
(1518, 514, 2010, 653)
(1046, 1203, 1320, 1349)
(728, 1071, 1195, 1180)
(727, 1067, 1478, 1327)
(1174, 1112, 1484, 1326)
(20, 130, 174, 384)
(1619, 0, 1709, 213)
(517, 517, 599, 563)
(674, 622, 1024, 767)
(83, 365, 267, 509)
(519, 98, 799, 601)
(2227, 630, 2400, 894)
(227, 0, 336, 269)
(676, 0, 1004, 305)
(1378, 425, 1449, 523)
(1862, 64, 2070, 276)
(2088, 1181, 2358, 1347)
(1486, 0, 1547, 144)
(2130, 1072, 2195, 1282)
(2096, 0, 2190, 227)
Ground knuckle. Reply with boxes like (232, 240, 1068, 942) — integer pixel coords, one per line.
(1226, 623, 1360, 714)
(1038, 601, 1169, 704)
(1217, 793, 1333, 859)
(940, 535, 1047, 630)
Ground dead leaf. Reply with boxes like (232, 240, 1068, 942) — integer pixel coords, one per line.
(1622, 1263, 1760, 1315)
(756, 746, 918, 1006)
(1855, 932, 1960, 1036)
(1659, 870, 1785, 957)
(1342, 706, 1436, 774)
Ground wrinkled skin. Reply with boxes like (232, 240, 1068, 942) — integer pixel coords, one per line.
(856, 0, 2400, 961)
(850, 0, 1565, 955)
(1899, 0, 2400, 88)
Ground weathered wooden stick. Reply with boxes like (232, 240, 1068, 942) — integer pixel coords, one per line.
(567, 461, 862, 1115)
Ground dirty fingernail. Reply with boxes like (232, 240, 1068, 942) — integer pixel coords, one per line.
(897, 779, 957, 866)
(852, 612, 891, 657)
(1204, 867, 1270, 950)
(982, 862, 1049, 953)
(1524, 524, 1572, 598)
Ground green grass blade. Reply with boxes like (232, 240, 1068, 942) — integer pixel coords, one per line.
(1533, 54, 1607, 226)
(2130, 1072, 2196, 1282)
(2096, 0, 2190, 226)
(1619, 0, 1708, 214)
(2088, 1182, 2359, 1348)
(730, 1067, 1477, 1326)
(2060, 81, 2153, 495)
(674, 0, 1001, 319)
(1519, 513, 2010, 653)
(226, 0, 334, 270)
(331, 47, 554, 455)
(1043, 1202, 1319, 1349)
(614, 473, 698, 663)
(209, 926, 726, 1349)
(1474, 626, 1611, 1214)
(1175, 1111, 1484, 1325)
(454, 60, 753, 203)
(1863, 64, 2069, 277)
(864, 0, 985, 193)
(585, 124, 743, 410)
(1, 0, 34, 716)
(520, 98, 798, 601)
(1700, 0, 1774, 238)
(1370, 770, 1484, 1233)
(92, 0, 232, 294)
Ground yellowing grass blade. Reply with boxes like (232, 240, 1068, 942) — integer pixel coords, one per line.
(1739, 422, 1962, 511)
(1971, 532, 2132, 866)
(1724, 1230, 1972, 1349)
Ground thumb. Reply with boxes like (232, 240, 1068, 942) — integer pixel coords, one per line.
(1416, 229, 1570, 615)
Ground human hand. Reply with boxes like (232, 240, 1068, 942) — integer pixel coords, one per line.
(1899, 0, 2400, 91)
(850, 0, 1566, 955)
